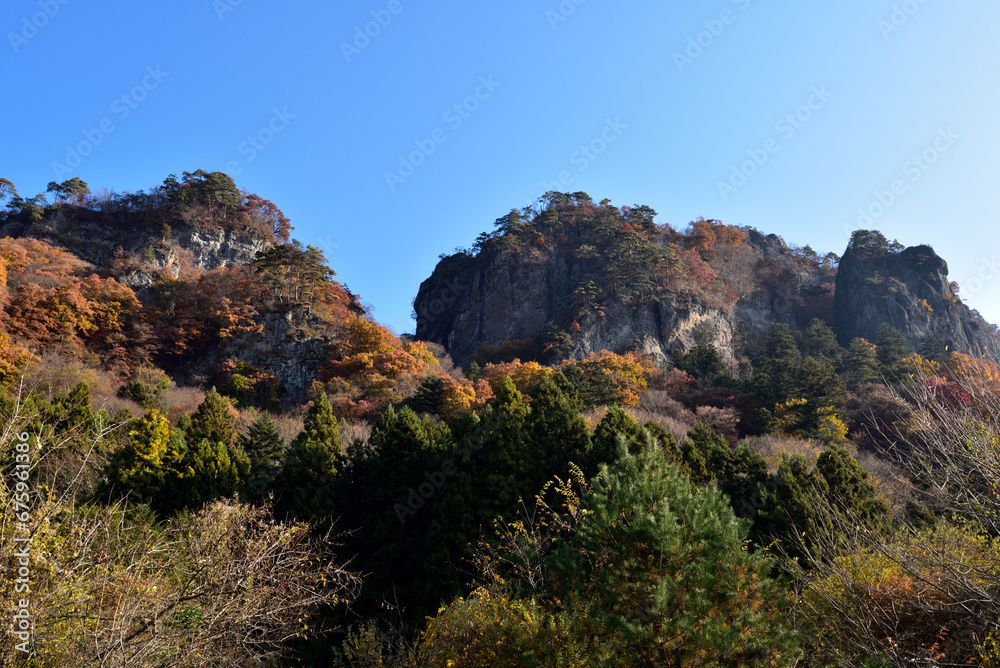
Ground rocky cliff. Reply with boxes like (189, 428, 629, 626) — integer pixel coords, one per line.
(414, 197, 840, 367)
(0, 205, 272, 290)
(833, 239, 996, 356)
(415, 198, 996, 366)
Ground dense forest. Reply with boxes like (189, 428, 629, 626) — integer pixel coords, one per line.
(2, 175, 1000, 666)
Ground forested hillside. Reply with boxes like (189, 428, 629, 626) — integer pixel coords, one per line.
(3, 179, 1000, 665)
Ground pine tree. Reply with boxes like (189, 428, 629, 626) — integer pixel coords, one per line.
(800, 318, 843, 367)
(408, 375, 444, 415)
(816, 443, 889, 526)
(875, 324, 913, 380)
(591, 406, 644, 468)
(543, 434, 801, 665)
(525, 375, 591, 483)
(918, 335, 949, 365)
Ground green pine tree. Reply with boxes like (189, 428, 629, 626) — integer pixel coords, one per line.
(844, 337, 879, 388)
(542, 434, 801, 665)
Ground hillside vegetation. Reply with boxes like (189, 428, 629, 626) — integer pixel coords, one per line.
(2, 180, 1000, 665)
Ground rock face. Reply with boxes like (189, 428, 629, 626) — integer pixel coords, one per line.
(416, 225, 997, 366)
(415, 232, 831, 367)
(171, 303, 333, 404)
(834, 243, 996, 355)
(0, 207, 272, 290)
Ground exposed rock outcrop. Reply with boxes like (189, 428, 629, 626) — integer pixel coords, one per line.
(833, 242, 996, 355)
(415, 225, 833, 367)
(0, 206, 272, 290)
(416, 212, 996, 367)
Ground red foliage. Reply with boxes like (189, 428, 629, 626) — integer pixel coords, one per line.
(240, 192, 293, 244)
(0, 238, 141, 358)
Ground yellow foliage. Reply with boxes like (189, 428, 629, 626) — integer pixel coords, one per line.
(816, 407, 849, 443)
(903, 353, 941, 377)
(482, 359, 554, 395)
(562, 350, 657, 407)
(0, 331, 37, 384)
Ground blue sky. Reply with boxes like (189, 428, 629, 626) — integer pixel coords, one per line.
(4, 0, 999, 334)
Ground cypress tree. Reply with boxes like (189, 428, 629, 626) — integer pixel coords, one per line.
(844, 337, 879, 388)
(187, 387, 236, 447)
(238, 414, 285, 502)
(276, 393, 340, 521)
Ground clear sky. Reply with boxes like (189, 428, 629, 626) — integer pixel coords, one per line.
(4, 0, 999, 334)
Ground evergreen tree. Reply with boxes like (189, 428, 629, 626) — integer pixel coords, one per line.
(276, 393, 340, 521)
(753, 454, 828, 562)
(843, 337, 879, 388)
(525, 375, 591, 483)
(591, 406, 644, 467)
(787, 356, 846, 433)
(560, 362, 624, 408)
(918, 335, 949, 365)
(756, 323, 801, 403)
(238, 414, 285, 503)
(816, 443, 889, 526)
(673, 344, 734, 387)
(800, 318, 843, 367)
(187, 387, 236, 447)
(101, 410, 186, 514)
(408, 375, 444, 415)
(172, 438, 249, 510)
(542, 435, 801, 665)
(875, 324, 912, 380)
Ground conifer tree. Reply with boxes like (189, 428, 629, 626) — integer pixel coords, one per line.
(542, 434, 801, 665)
(276, 392, 340, 521)
(800, 318, 843, 367)
(875, 324, 913, 380)
(591, 406, 644, 468)
(844, 337, 879, 388)
(187, 387, 236, 447)
(525, 375, 591, 482)
(238, 414, 285, 502)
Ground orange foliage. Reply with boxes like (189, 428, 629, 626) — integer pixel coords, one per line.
(0, 238, 141, 353)
(436, 373, 494, 419)
(481, 359, 554, 395)
(322, 316, 436, 403)
(151, 267, 264, 357)
(564, 350, 658, 407)
(0, 331, 36, 383)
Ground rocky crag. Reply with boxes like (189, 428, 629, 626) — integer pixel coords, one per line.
(415, 196, 996, 366)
